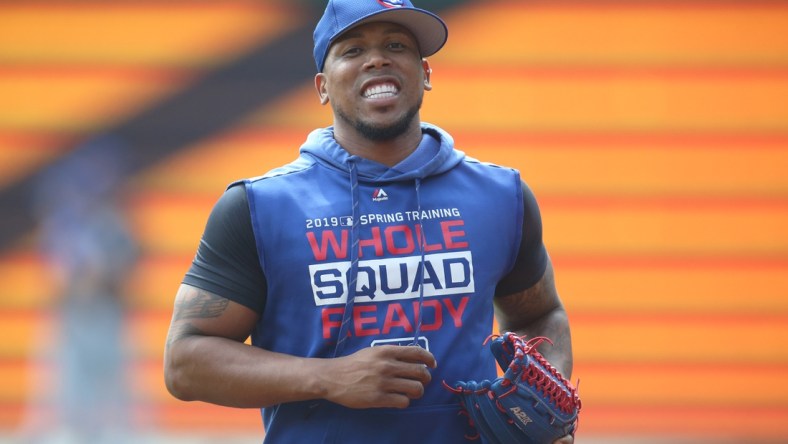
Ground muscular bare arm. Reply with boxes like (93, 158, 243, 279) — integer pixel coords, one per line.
(163, 284, 436, 409)
(494, 257, 573, 379)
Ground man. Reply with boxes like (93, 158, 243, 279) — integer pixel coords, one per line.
(164, 1, 575, 443)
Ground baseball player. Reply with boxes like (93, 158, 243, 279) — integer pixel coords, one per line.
(164, 1, 576, 442)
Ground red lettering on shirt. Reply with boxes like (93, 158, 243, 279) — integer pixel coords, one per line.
(307, 230, 348, 261)
(442, 220, 469, 249)
(320, 296, 469, 339)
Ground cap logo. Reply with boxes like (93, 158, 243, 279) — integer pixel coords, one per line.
(377, 0, 404, 8)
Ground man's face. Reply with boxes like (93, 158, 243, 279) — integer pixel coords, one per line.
(316, 21, 432, 141)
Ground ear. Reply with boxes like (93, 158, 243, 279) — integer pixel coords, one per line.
(315, 73, 329, 105)
(422, 59, 433, 91)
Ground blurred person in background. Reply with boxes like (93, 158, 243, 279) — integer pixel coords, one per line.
(22, 137, 138, 444)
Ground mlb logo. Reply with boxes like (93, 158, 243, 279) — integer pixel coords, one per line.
(339, 216, 353, 226)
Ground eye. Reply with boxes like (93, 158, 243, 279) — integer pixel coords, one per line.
(388, 42, 406, 51)
(343, 47, 362, 57)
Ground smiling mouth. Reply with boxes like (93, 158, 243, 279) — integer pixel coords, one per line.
(363, 83, 399, 99)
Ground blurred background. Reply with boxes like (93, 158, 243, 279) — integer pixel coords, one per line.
(1, 0, 787, 443)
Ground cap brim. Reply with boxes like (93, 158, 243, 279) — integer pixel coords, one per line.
(334, 8, 448, 59)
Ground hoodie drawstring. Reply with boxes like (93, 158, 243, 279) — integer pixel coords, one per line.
(333, 159, 360, 358)
(411, 178, 427, 347)
(333, 163, 428, 357)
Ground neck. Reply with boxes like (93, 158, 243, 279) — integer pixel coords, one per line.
(333, 121, 423, 167)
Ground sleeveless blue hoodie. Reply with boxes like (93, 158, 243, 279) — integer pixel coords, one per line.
(239, 123, 524, 443)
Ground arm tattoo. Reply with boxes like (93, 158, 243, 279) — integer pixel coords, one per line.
(173, 288, 229, 322)
(166, 322, 205, 348)
(166, 288, 229, 348)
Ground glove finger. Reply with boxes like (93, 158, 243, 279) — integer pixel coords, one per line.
(461, 398, 499, 444)
(489, 333, 516, 371)
(472, 389, 532, 444)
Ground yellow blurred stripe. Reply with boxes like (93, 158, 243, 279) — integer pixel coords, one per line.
(127, 311, 171, 364)
(542, 198, 788, 256)
(0, 254, 57, 310)
(126, 193, 215, 255)
(0, 67, 189, 131)
(0, 133, 73, 188)
(572, 314, 788, 364)
(424, 68, 788, 132)
(0, 313, 51, 360)
(575, 362, 788, 407)
(0, 360, 263, 431)
(581, 405, 788, 438)
(0, 2, 300, 66)
(0, 362, 28, 403)
(125, 255, 190, 312)
(557, 261, 788, 315)
(437, 1, 788, 66)
(131, 129, 306, 194)
(458, 134, 788, 197)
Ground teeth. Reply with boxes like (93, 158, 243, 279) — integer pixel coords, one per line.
(364, 83, 398, 99)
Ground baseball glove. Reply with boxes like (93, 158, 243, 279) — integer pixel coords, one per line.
(444, 332, 581, 444)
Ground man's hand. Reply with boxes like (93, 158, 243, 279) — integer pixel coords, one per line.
(320, 345, 436, 409)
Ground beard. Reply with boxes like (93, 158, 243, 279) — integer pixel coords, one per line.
(334, 98, 422, 142)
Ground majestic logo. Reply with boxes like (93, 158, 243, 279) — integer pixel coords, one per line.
(372, 188, 389, 202)
(378, 0, 404, 8)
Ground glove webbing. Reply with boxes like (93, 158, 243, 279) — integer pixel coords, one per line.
(501, 335, 581, 415)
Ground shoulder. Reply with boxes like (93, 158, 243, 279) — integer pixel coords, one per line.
(254, 156, 317, 183)
(210, 184, 249, 219)
(452, 153, 522, 192)
(461, 153, 519, 174)
(228, 155, 319, 193)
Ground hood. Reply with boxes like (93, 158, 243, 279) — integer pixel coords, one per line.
(299, 123, 465, 183)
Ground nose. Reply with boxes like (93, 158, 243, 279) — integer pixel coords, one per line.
(363, 47, 391, 70)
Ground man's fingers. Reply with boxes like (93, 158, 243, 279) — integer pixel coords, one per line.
(327, 346, 437, 409)
(379, 378, 427, 408)
(386, 345, 437, 368)
(388, 377, 426, 400)
(376, 392, 412, 409)
(395, 359, 432, 385)
(381, 346, 435, 385)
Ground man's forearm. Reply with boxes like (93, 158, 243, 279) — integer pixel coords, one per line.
(164, 335, 438, 410)
(164, 335, 327, 408)
(514, 307, 573, 379)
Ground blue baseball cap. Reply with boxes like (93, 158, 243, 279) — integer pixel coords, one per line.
(313, 0, 448, 72)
